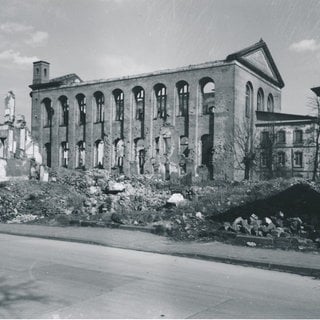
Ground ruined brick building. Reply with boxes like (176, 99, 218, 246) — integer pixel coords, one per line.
(29, 39, 319, 181)
(0, 91, 42, 180)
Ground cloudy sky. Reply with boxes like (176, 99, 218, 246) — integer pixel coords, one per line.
(0, 0, 320, 124)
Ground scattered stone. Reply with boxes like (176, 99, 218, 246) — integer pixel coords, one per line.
(166, 193, 185, 206)
(246, 241, 256, 247)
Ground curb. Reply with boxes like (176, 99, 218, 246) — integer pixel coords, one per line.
(0, 228, 319, 279)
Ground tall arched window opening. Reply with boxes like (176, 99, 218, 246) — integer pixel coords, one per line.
(257, 88, 264, 111)
(94, 91, 104, 123)
(113, 89, 124, 121)
(267, 94, 274, 112)
(154, 84, 167, 120)
(59, 96, 69, 126)
(133, 87, 145, 120)
(42, 98, 52, 127)
(176, 81, 189, 117)
(200, 78, 215, 115)
(94, 139, 104, 168)
(76, 141, 85, 168)
(76, 94, 86, 125)
(245, 83, 253, 118)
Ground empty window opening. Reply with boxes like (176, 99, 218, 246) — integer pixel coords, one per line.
(177, 81, 189, 117)
(113, 89, 124, 121)
(133, 87, 145, 120)
(201, 78, 215, 115)
(59, 96, 69, 126)
(154, 84, 167, 119)
(76, 141, 85, 168)
(277, 152, 285, 166)
(44, 142, 51, 167)
(42, 98, 53, 127)
(94, 140, 104, 168)
(76, 94, 86, 125)
(114, 139, 124, 173)
(94, 91, 104, 123)
(60, 142, 69, 168)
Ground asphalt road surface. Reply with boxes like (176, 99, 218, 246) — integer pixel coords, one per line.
(1, 233, 320, 319)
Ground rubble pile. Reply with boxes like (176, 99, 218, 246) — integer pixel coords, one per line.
(222, 212, 320, 243)
(0, 168, 320, 250)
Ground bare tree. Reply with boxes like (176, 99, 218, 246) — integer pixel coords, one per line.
(234, 117, 256, 180)
(308, 90, 320, 181)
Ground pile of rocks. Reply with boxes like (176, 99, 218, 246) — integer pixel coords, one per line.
(222, 211, 320, 245)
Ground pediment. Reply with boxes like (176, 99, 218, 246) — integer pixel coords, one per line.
(242, 49, 276, 81)
(226, 40, 284, 88)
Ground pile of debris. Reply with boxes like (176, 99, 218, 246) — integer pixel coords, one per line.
(222, 212, 320, 243)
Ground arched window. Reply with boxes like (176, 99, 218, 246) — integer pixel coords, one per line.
(94, 139, 104, 168)
(257, 88, 264, 111)
(76, 94, 86, 125)
(154, 84, 167, 120)
(59, 96, 69, 126)
(113, 89, 124, 121)
(60, 141, 68, 168)
(176, 81, 189, 116)
(42, 98, 52, 127)
(76, 141, 85, 168)
(267, 94, 274, 112)
(133, 86, 145, 120)
(200, 78, 215, 115)
(94, 91, 104, 123)
(245, 82, 253, 118)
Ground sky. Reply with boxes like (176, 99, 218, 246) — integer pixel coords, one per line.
(0, 0, 320, 125)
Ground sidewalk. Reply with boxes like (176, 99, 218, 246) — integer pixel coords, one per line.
(0, 223, 320, 277)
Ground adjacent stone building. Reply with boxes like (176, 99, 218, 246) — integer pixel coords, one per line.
(31, 39, 290, 181)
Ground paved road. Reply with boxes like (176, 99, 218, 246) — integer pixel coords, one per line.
(1, 234, 320, 319)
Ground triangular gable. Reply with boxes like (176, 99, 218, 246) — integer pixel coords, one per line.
(226, 39, 284, 88)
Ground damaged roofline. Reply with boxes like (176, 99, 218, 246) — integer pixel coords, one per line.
(30, 59, 232, 92)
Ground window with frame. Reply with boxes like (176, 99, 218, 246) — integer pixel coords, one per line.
(267, 94, 274, 112)
(260, 152, 268, 167)
(76, 94, 86, 125)
(294, 151, 303, 167)
(134, 87, 145, 120)
(94, 91, 104, 123)
(59, 96, 69, 126)
(277, 130, 286, 144)
(261, 131, 270, 144)
(76, 141, 85, 168)
(257, 88, 264, 111)
(177, 81, 189, 117)
(277, 152, 285, 166)
(114, 90, 124, 121)
(245, 83, 253, 118)
(294, 130, 303, 144)
(154, 84, 167, 119)
(201, 78, 215, 115)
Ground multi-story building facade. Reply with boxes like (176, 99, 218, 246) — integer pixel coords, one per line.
(30, 39, 289, 181)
